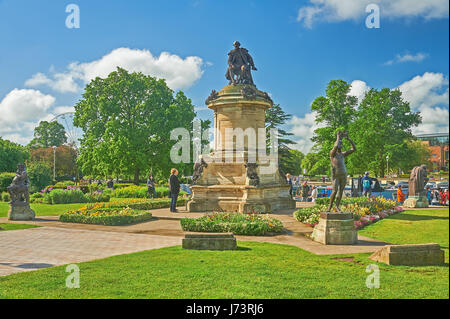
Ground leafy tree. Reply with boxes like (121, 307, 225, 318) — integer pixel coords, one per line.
(282, 149, 305, 175)
(30, 146, 78, 178)
(27, 162, 52, 193)
(301, 152, 329, 176)
(28, 121, 67, 149)
(265, 104, 297, 174)
(74, 67, 196, 184)
(348, 88, 421, 177)
(0, 137, 30, 172)
(310, 80, 358, 174)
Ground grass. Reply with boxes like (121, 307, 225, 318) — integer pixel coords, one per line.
(0, 223, 40, 231)
(0, 202, 87, 218)
(0, 208, 448, 299)
(0, 241, 447, 299)
(359, 208, 449, 261)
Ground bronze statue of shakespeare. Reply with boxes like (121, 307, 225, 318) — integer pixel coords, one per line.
(328, 131, 356, 212)
(226, 41, 257, 85)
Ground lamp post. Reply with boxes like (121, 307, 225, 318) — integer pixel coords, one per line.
(53, 146, 57, 181)
(386, 155, 389, 178)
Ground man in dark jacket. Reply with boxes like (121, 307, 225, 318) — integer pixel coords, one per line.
(169, 168, 181, 212)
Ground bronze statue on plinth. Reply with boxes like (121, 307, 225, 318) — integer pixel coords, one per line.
(225, 41, 257, 85)
(328, 131, 356, 212)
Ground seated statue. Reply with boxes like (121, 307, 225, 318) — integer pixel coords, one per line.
(7, 163, 30, 205)
(225, 41, 258, 85)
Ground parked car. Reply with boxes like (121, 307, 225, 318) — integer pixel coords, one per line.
(437, 181, 449, 189)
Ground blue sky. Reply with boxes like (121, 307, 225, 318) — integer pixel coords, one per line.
(0, 0, 448, 152)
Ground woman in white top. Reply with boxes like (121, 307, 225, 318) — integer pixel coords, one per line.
(311, 186, 318, 203)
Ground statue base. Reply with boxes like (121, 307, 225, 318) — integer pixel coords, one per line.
(403, 196, 429, 208)
(311, 212, 357, 245)
(8, 203, 35, 221)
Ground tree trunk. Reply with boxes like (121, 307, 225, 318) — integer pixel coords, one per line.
(134, 167, 140, 185)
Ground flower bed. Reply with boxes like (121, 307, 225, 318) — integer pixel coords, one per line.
(59, 197, 188, 225)
(180, 212, 284, 236)
(60, 207, 153, 226)
(294, 197, 403, 230)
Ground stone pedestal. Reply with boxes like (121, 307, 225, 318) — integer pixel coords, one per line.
(370, 244, 444, 266)
(187, 84, 295, 213)
(403, 195, 429, 208)
(311, 212, 357, 245)
(8, 203, 35, 221)
(182, 232, 237, 250)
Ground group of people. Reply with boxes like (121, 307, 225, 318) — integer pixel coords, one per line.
(147, 169, 181, 212)
(426, 187, 449, 206)
(286, 174, 318, 203)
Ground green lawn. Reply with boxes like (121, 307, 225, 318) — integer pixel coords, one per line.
(0, 208, 448, 299)
(0, 202, 88, 218)
(359, 208, 449, 261)
(0, 223, 40, 231)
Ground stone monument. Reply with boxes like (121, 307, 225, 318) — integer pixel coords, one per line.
(312, 131, 357, 245)
(403, 165, 429, 208)
(7, 163, 35, 221)
(187, 42, 295, 213)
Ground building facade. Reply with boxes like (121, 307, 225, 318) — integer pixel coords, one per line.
(416, 133, 449, 171)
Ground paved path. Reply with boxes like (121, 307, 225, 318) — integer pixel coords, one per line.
(0, 226, 181, 276)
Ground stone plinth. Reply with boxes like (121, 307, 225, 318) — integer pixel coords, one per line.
(369, 243, 444, 266)
(403, 195, 429, 208)
(8, 203, 35, 221)
(311, 212, 357, 245)
(182, 232, 237, 250)
(187, 84, 295, 213)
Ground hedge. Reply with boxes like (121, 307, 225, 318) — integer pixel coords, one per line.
(60, 207, 153, 226)
(0, 172, 15, 193)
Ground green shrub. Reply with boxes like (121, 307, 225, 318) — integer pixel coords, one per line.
(180, 212, 284, 236)
(113, 185, 185, 198)
(29, 192, 43, 203)
(0, 172, 15, 192)
(85, 192, 111, 203)
(43, 189, 88, 204)
(1, 191, 11, 202)
(28, 162, 52, 193)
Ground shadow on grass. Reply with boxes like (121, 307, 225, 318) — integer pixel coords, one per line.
(389, 213, 449, 221)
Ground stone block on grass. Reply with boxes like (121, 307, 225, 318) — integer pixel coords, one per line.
(182, 232, 237, 250)
(369, 243, 445, 266)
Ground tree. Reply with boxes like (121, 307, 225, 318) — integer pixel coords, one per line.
(265, 104, 297, 174)
(310, 80, 358, 174)
(27, 162, 52, 193)
(348, 88, 421, 177)
(29, 145, 78, 178)
(0, 137, 30, 172)
(301, 152, 329, 176)
(28, 121, 67, 149)
(74, 67, 197, 184)
(282, 149, 305, 175)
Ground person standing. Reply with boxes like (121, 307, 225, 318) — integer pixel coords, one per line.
(397, 185, 405, 204)
(301, 181, 310, 202)
(169, 169, 181, 213)
(286, 173, 293, 198)
(311, 186, 318, 203)
(426, 186, 432, 205)
(147, 175, 157, 199)
(361, 172, 372, 197)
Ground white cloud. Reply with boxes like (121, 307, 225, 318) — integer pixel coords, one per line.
(349, 80, 370, 104)
(384, 52, 428, 65)
(25, 47, 205, 93)
(297, 0, 449, 28)
(289, 111, 325, 153)
(0, 89, 56, 144)
(397, 72, 449, 135)
(290, 72, 449, 153)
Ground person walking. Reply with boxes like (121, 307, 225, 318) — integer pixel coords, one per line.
(397, 185, 405, 204)
(147, 175, 157, 199)
(301, 181, 310, 202)
(361, 172, 372, 197)
(169, 169, 181, 212)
